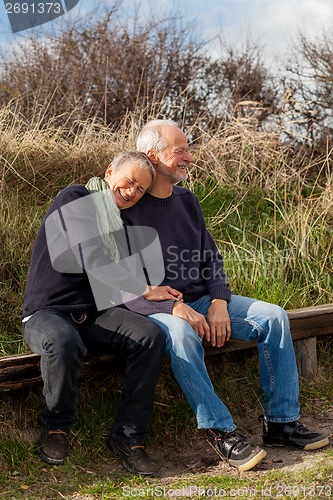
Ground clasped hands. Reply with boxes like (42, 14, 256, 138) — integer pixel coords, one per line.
(144, 285, 230, 347)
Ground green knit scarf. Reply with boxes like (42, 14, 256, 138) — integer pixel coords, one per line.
(85, 176, 123, 262)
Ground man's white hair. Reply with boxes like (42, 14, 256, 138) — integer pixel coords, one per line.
(136, 119, 180, 154)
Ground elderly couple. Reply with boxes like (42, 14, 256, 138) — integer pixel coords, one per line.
(22, 120, 329, 476)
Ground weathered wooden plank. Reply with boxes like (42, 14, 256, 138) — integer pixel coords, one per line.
(0, 352, 119, 391)
(0, 303, 332, 390)
(0, 353, 40, 368)
(294, 337, 318, 381)
(288, 303, 333, 340)
(287, 303, 333, 319)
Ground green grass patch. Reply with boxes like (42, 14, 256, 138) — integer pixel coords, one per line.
(0, 113, 332, 498)
(0, 355, 332, 499)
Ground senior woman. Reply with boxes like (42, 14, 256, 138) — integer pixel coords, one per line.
(22, 151, 180, 475)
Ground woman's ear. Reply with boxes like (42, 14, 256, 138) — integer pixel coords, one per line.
(105, 163, 112, 177)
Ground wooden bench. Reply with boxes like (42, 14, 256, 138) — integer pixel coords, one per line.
(1, 303, 332, 391)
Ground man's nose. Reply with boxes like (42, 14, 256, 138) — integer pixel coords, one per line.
(185, 151, 193, 162)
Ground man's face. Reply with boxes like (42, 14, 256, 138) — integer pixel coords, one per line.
(156, 127, 193, 183)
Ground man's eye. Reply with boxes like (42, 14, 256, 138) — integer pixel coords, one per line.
(126, 177, 134, 184)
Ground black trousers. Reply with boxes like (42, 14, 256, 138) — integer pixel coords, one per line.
(23, 307, 165, 444)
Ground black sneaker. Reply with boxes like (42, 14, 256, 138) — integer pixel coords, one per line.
(206, 429, 266, 472)
(109, 438, 154, 475)
(260, 415, 329, 450)
(37, 429, 68, 465)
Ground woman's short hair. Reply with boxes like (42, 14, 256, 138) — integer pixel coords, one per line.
(111, 151, 156, 187)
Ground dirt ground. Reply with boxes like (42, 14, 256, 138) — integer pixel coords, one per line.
(85, 410, 332, 480)
(68, 410, 332, 500)
(149, 412, 333, 480)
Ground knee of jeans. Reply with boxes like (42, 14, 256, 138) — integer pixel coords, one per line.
(142, 322, 165, 349)
(268, 304, 289, 326)
(252, 302, 288, 327)
(167, 324, 202, 352)
(255, 304, 290, 345)
(43, 328, 86, 360)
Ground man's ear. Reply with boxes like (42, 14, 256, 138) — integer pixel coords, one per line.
(146, 150, 159, 165)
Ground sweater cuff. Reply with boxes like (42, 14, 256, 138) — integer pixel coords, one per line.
(208, 285, 232, 302)
(124, 296, 175, 316)
(153, 300, 175, 314)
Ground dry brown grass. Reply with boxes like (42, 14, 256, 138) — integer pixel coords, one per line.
(0, 99, 332, 354)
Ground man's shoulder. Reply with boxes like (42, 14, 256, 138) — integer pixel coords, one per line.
(173, 185, 199, 205)
(174, 185, 196, 198)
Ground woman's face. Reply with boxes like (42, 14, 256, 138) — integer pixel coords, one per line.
(105, 162, 153, 209)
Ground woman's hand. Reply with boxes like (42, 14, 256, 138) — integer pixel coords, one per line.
(144, 285, 183, 302)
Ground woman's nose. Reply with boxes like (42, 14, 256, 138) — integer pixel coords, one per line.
(126, 186, 136, 197)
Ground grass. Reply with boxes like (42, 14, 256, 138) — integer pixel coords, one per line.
(0, 102, 332, 497)
(1, 177, 332, 355)
(195, 178, 332, 308)
(0, 349, 332, 499)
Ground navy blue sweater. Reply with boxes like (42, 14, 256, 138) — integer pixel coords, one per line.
(121, 185, 231, 316)
(22, 185, 97, 318)
(23, 184, 231, 319)
(22, 185, 148, 318)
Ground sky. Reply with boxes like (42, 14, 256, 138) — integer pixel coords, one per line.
(0, 0, 332, 70)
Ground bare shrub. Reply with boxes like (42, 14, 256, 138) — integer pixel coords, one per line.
(283, 27, 333, 152)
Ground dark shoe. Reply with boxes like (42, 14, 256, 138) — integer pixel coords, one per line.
(109, 438, 154, 475)
(37, 429, 68, 465)
(206, 429, 266, 472)
(260, 415, 329, 450)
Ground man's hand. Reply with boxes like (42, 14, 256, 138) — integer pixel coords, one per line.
(172, 302, 210, 340)
(207, 299, 231, 347)
(144, 285, 183, 301)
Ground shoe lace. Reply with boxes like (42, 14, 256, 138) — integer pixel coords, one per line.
(48, 429, 67, 437)
(209, 429, 248, 448)
(227, 431, 251, 451)
(290, 422, 310, 434)
(129, 445, 147, 455)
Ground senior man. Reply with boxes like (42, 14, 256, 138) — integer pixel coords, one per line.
(121, 119, 329, 472)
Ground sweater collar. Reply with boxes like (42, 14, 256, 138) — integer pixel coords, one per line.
(141, 191, 175, 206)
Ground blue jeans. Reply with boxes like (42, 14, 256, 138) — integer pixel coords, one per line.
(23, 307, 165, 444)
(150, 294, 300, 432)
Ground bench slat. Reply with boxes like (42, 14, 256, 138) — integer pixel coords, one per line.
(1, 303, 332, 389)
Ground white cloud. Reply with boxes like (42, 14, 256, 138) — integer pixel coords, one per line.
(0, 0, 331, 67)
(212, 0, 333, 68)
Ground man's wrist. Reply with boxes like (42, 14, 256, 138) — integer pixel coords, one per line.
(172, 300, 181, 311)
(211, 298, 228, 305)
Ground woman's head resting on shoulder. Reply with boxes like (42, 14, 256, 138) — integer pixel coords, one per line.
(104, 151, 156, 209)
